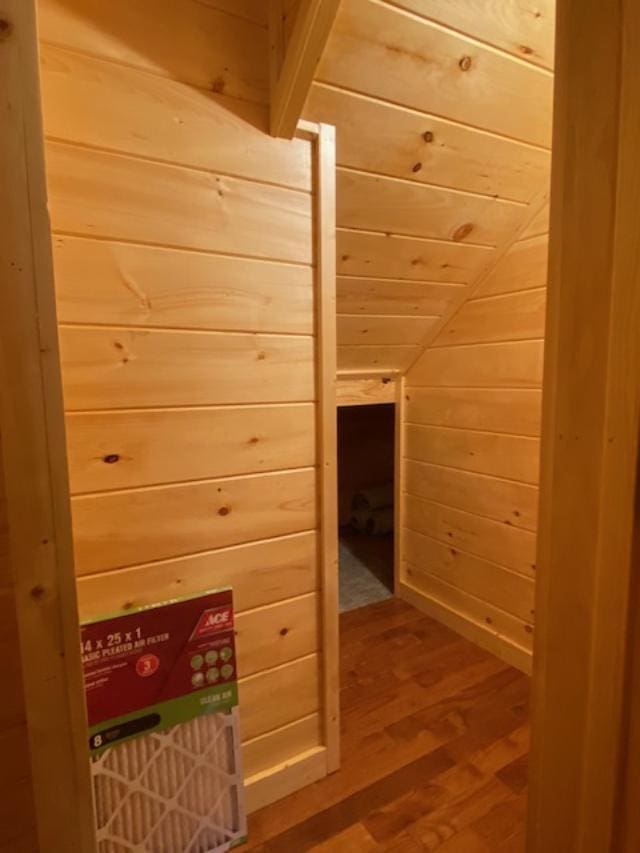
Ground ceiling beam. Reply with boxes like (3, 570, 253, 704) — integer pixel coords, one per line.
(270, 0, 340, 139)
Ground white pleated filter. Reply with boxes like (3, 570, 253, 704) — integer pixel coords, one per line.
(91, 708, 246, 852)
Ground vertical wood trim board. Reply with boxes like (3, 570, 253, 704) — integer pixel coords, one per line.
(270, 0, 341, 138)
(313, 122, 340, 773)
(529, 1, 640, 850)
(0, 2, 94, 849)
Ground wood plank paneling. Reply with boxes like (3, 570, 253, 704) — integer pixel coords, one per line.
(435, 289, 546, 346)
(337, 169, 525, 245)
(388, 0, 555, 70)
(240, 654, 321, 741)
(404, 459, 539, 531)
(38, 0, 269, 103)
(46, 142, 312, 264)
(243, 714, 322, 779)
(337, 344, 418, 372)
(404, 494, 537, 575)
(236, 594, 320, 677)
(406, 387, 542, 436)
(337, 315, 436, 346)
(71, 468, 316, 574)
(66, 404, 316, 493)
(400, 189, 549, 667)
(337, 230, 492, 283)
(41, 0, 329, 812)
(53, 236, 314, 334)
(405, 424, 540, 484)
(477, 235, 549, 297)
(336, 376, 396, 407)
(59, 327, 315, 409)
(316, 0, 553, 147)
(401, 568, 532, 657)
(76, 531, 319, 613)
(409, 340, 544, 388)
(197, 0, 267, 25)
(519, 202, 549, 239)
(40, 45, 310, 191)
(336, 277, 463, 317)
(403, 528, 535, 619)
(306, 83, 551, 203)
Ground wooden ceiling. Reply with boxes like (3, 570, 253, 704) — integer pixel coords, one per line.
(301, 0, 555, 374)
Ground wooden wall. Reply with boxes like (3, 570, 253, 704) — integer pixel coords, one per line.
(37, 0, 329, 809)
(304, 0, 554, 373)
(399, 205, 550, 672)
(0, 438, 38, 853)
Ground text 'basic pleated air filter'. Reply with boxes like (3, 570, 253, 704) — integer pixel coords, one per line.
(81, 588, 247, 852)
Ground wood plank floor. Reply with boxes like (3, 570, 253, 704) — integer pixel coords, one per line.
(244, 598, 530, 852)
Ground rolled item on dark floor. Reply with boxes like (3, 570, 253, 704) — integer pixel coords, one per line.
(349, 508, 371, 532)
(352, 483, 394, 512)
(365, 506, 394, 536)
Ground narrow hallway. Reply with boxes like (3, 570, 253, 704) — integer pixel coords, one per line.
(245, 599, 529, 851)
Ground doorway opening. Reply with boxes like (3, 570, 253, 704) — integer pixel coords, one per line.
(337, 402, 395, 612)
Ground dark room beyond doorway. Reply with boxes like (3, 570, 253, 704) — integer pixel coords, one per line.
(337, 403, 395, 612)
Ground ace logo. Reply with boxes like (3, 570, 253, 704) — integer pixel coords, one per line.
(191, 605, 234, 639)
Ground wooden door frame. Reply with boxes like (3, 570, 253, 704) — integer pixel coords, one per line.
(6, 0, 640, 849)
(0, 2, 95, 850)
(528, 0, 640, 850)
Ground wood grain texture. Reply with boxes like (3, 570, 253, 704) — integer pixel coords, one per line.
(270, 0, 341, 137)
(302, 0, 553, 373)
(53, 236, 314, 334)
(387, 0, 555, 69)
(66, 404, 316, 493)
(337, 315, 437, 346)
(404, 459, 539, 532)
(337, 229, 492, 283)
(337, 168, 525, 245)
(400, 192, 547, 671)
(46, 142, 313, 264)
(40, 0, 330, 809)
(404, 495, 537, 576)
(316, 0, 553, 147)
(1, 2, 94, 847)
(405, 425, 540, 486)
(409, 340, 544, 388)
(336, 277, 464, 317)
(477, 234, 549, 297)
(401, 571, 532, 668)
(40, 44, 310, 190)
(337, 344, 418, 372)
(306, 82, 551, 203)
(244, 598, 531, 849)
(243, 713, 322, 780)
(196, 0, 267, 25)
(336, 376, 396, 406)
(59, 327, 315, 409)
(38, 0, 269, 103)
(406, 387, 542, 437)
(435, 288, 546, 346)
(529, 0, 640, 848)
(76, 531, 319, 614)
(403, 527, 535, 619)
(519, 202, 549, 239)
(71, 467, 317, 574)
(235, 593, 320, 677)
(240, 654, 320, 741)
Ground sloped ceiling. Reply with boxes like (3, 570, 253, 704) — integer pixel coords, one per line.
(302, 0, 555, 374)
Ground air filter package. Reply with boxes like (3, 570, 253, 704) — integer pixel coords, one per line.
(81, 588, 247, 852)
